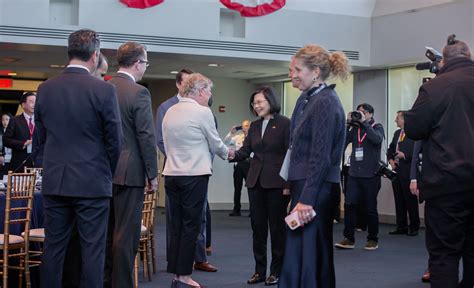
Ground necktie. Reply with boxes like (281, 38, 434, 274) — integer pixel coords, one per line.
(28, 117, 34, 137)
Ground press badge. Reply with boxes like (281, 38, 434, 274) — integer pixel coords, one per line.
(355, 147, 364, 161)
(27, 143, 32, 154)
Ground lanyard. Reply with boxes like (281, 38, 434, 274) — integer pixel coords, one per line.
(301, 83, 327, 113)
(357, 122, 376, 147)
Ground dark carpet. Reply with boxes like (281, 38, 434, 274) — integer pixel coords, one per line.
(139, 209, 430, 288)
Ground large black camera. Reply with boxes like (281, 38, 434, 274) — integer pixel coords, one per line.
(376, 161, 397, 180)
(415, 34, 459, 74)
(348, 111, 362, 127)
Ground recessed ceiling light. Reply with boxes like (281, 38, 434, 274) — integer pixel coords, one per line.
(7, 72, 17, 76)
(49, 64, 66, 68)
(170, 71, 179, 74)
(208, 64, 219, 67)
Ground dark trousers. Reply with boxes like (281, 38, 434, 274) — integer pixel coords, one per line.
(341, 166, 366, 229)
(425, 190, 474, 288)
(343, 176, 381, 242)
(166, 175, 209, 275)
(279, 181, 336, 288)
(391, 176, 420, 231)
(40, 195, 109, 288)
(205, 201, 211, 248)
(248, 181, 289, 277)
(62, 224, 81, 288)
(104, 185, 145, 288)
(232, 161, 249, 212)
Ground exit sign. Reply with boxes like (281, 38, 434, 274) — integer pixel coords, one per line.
(0, 79, 13, 88)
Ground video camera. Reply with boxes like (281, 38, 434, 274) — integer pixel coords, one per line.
(415, 46, 443, 74)
(415, 34, 460, 74)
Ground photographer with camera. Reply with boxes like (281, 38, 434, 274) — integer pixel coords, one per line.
(387, 111, 419, 236)
(335, 103, 384, 251)
(404, 35, 474, 288)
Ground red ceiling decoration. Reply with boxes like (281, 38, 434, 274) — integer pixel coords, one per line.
(220, 0, 286, 17)
(120, 0, 164, 9)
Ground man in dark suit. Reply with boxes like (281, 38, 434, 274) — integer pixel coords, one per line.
(3, 92, 36, 172)
(103, 42, 158, 288)
(36, 29, 122, 288)
(387, 111, 419, 236)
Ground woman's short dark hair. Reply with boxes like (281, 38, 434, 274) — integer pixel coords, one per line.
(357, 103, 374, 114)
(1, 113, 12, 118)
(68, 29, 100, 62)
(249, 86, 281, 116)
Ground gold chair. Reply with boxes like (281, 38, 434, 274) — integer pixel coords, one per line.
(22, 167, 45, 265)
(0, 171, 37, 288)
(133, 189, 158, 288)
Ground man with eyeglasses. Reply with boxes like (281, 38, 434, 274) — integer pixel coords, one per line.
(104, 41, 158, 288)
(335, 103, 384, 251)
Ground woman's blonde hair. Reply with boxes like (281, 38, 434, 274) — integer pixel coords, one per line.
(181, 73, 213, 98)
(295, 44, 351, 81)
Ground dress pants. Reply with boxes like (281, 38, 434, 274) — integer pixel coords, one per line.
(343, 176, 381, 242)
(205, 201, 212, 248)
(232, 161, 249, 213)
(194, 198, 208, 263)
(166, 175, 209, 275)
(341, 166, 366, 230)
(248, 181, 288, 277)
(62, 223, 81, 288)
(391, 175, 420, 231)
(425, 190, 474, 288)
(40, 195, 109, 288)
(279, 180, 337, 288)
(104, 185, 145, 288)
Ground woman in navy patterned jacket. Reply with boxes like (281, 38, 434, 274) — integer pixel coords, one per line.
(279, 44, 350, 288)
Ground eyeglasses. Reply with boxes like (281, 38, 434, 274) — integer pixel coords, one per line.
(137, 59, 150, 67)
(251, 99, 268, 107)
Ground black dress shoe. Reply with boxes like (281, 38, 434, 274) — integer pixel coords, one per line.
(229, 211, 241, 216)
(389, 228, 408, 235)
(247, 273, 266, 284)
(264, 275, 279, 286)
(407, 229, 419, 236)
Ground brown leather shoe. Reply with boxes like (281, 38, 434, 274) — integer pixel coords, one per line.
(194, 261, 218, 272)
(264, 275, 279, 286)
(247, 273, 266, 284)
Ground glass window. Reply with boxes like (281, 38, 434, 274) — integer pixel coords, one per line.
(387, 67, 433, 138)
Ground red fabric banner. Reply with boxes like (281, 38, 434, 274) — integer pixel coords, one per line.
(120, 0, 164, 9)
(220, 0, 285, 17)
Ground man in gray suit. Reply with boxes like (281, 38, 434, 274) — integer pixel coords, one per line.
(104, 42, 158, 288)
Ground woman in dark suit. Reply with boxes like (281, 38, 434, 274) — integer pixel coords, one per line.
(232, 86, 290, 286)
(278, 45, 350, 288)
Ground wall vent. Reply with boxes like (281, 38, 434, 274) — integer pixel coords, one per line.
(0, 26, 360, 60)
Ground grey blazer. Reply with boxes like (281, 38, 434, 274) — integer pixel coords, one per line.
(109, 73, 158, 187)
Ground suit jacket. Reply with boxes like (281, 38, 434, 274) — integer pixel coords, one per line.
(233, 114, 290, 189)
(387, 129, 415, 179)
(3, 114, 34, 172)
(162, 97, 228, 176)
(35, 67, 122, 198)
(288, 85, 346, 205)
(109, 73, 158, 187)
(155, 95, 179, 156)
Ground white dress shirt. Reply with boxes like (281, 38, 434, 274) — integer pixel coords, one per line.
(162, 97, 228, 176)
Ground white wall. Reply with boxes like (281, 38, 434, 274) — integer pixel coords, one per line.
(0, 0, 370, 65)
(371, 0, 474, 66)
